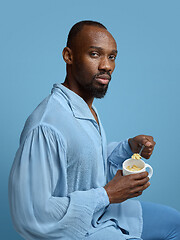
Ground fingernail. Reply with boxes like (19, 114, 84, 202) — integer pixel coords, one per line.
(145, 142, 151, 147)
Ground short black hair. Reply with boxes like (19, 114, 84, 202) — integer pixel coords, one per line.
(66, 20, 107, 48)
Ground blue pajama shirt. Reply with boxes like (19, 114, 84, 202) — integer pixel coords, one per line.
(9, 83, 143, 240)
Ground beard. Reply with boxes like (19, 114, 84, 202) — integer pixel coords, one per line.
(83, 81, 109, 98)
(82, 72, 111, 99)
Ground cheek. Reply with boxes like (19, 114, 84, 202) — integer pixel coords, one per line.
(72, 54, 99, 80)
(82, 57, 99, 75)
(72, 62, 92, 81)
(111, 61, 116, 71)
(112, 64, 115, 73)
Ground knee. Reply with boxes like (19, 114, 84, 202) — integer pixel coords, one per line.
(167, 206, 180, 237)
(141, 202, 180, 239)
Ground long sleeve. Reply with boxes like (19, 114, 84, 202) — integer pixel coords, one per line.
(8, 125, 109, 240)
(107, 140, 133, 181)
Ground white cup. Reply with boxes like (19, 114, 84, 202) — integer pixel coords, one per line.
(123, 158, 153, 178)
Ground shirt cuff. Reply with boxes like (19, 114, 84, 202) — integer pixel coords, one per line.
(108, 139, 133, 167)
(94, 187, 110, 212)
(124, 139, 134, 156)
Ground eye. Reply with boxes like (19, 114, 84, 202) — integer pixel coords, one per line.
(109, 55, 116, 60)
(90, 52, 100, 57)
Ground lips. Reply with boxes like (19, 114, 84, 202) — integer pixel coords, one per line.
(95, 75, 111, 85)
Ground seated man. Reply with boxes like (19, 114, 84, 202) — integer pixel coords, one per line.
(9, 20, 180, 240)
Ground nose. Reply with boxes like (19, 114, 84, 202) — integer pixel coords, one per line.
(98, 56, 112, 73)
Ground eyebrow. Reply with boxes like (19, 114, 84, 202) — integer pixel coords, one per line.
(89, 46, 118, 54)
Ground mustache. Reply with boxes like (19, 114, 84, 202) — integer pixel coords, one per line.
(93, 71, 111, 81)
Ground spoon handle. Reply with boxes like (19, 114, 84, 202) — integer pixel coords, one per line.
(139, 145, 145, 155)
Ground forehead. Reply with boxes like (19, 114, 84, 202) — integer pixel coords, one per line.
(73, 25, 117, 52)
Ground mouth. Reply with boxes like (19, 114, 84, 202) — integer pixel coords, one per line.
(95, 75, 111, 85)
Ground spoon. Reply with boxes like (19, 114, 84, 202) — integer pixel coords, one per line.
(139, 145, 145, 156)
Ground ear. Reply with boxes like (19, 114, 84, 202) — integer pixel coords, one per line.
(62, 47, 73, 64)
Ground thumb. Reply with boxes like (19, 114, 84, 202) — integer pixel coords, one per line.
(116, 169, 123, 176)
(142, 138, 152, 147)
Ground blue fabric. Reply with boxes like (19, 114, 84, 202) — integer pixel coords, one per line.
(9, 83, 143, 240)
(141, 201, 180, 240)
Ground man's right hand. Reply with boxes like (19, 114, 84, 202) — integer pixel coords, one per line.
(104, 170, 150, 204)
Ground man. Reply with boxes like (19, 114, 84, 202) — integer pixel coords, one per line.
(9, 21, 180, 240)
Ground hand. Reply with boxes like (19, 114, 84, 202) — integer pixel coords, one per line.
(128, 135, 156, 159)
(104, 170, 150, 204)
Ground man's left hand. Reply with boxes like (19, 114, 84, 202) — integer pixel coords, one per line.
(128, 135, 156, 159)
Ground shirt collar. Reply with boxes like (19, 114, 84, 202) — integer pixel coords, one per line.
(51, 83, 98, 121)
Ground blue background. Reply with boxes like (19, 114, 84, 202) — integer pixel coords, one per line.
(1, 0, 180, 239)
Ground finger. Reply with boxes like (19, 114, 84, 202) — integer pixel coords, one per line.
(129, 191, 143, 199)
(144, 142, 155, 150)
(131, 171, 148, 180)
(143, 141, 153, 148)
(137, 143, 155, 156)
(142, 151, 155, 159)
(142, 137, 156, 148)
(141, 152, 152, 159)
(129, 176, 149, 190)
(136, 176, 150, 186)
(116, 169, 123, 176)
(133, 182, 151, 193)
(129, 182, 150, 196)
(141, 146, 155, 159)
(142, 147, 154, 153)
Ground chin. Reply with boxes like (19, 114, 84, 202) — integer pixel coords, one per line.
(92, 85, 108, 98)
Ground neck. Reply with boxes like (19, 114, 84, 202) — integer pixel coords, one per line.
(62, 77, 94, 109)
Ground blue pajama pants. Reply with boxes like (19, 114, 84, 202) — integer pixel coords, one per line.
(86, 202, 180, 239)
(141, 201, 180, 239)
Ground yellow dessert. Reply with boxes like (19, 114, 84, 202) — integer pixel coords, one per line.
(131, 153, 141, 160)
(126, 165, 142, 172)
